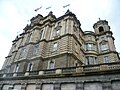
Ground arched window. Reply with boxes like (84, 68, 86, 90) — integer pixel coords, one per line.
(99, 26, 104, 33)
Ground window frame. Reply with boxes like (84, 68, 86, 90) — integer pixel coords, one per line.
(47, 60, 55, 69)
(53, 42, 58, 51)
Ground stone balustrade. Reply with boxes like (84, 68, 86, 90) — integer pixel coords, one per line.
(0, 62, 120, 78)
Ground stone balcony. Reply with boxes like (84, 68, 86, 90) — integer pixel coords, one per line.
(0, 62, 120, 79)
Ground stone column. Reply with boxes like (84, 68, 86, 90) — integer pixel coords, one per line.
(54, 83, 60, 90)
(102, 81, 112, 90)
(76, 82, 84, 90)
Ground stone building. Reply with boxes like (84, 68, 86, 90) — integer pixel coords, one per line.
(0, 10, 120, 90)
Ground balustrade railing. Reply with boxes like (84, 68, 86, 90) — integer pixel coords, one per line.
(6, 73, 13, 77)
(83, 65, 100, 72)
(44, 69, 56, 74)
(108, 63, 120, 70)
(1, 62, 120, 78)
(29, 71, 39, 76)
(62, 67, 76, 73)
(17, 72, 25, 76)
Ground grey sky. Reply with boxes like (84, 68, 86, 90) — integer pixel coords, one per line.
(0, 0, 120, 69)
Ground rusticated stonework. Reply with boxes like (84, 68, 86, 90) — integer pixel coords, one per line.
(0, 10, 120, 90)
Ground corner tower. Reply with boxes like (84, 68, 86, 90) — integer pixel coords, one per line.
(93, 20, 119, 63)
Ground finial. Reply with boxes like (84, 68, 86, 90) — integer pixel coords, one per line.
(99, 18, 101, 21)
(65, 9, 70, 14)
(49, 11, 53, 15)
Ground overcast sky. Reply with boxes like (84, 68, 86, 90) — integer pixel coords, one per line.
(0, 0, 120, 69)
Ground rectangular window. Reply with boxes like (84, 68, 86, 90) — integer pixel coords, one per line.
(14, 64, 19, 72)
(27, 63, 33, 71)
(89, 56, 94, 64)
(48, 60, 55, 69)
(86, 57, 89, 65)
(40, 30, 43, 40)
(86, 43, 93, 51)
(104, 56, 109, 63)
(26, 33, 32, 44)
(56, 29, 60, 36)
(94, 57, 98, 64)
(53, 42, 58, 51)
(33, 44, 39, 56)
(86, 56, 98, 65)
(19, 47, 26, 59)
(101, 43, 108, 51)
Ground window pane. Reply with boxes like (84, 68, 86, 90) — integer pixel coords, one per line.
(48, 61, 55, 69)
(40, 30, 43, 39)
(53, 43, 58, 51)
(56, 29, 60, 36)
(104, 56, 109, 63)
(27, 63, 33, 71)
(86, 57, 89, 65)
(33, 45, 39, 56)
(101, 43, 108, 51)
(14, 64, 19, 72)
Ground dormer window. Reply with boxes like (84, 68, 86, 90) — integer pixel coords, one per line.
(99, 26, 104, 33)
